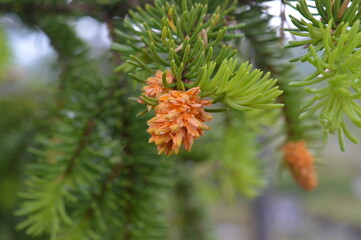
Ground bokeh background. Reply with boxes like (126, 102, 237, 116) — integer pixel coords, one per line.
(1, 1, 361, 240)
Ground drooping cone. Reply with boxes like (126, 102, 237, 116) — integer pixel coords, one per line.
(282, 140, 317, 191)
(147, 87, 213, 156)
(139, 70, 174, 105)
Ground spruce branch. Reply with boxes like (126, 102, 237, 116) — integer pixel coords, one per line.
(16, 14, 127, 239)
(236, 0, 322, 192)
(212, 111, 265, 198)
(61, 15, 171, 240)
(113, 0, 283, 113)
(287, 0, 361, 150)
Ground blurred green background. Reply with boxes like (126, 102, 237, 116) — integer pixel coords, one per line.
(1, 1, 361, 240)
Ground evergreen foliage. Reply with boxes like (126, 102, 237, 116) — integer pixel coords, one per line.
(213, 111, 264, 198)
(0, 0, 358, 239)
(235, 0, 322, 188)
(11, 4, 172, 240)
(236, 0, 321, 145)
(286, 0, 361, 150)
(113, 0, 283, 113)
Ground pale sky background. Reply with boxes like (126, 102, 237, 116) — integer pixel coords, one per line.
(264, 1, 303, 27)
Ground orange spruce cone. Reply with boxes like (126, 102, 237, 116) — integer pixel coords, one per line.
(138, 70, 174, 106)
(147, 87, 213, 156)
(282, 140, 317, 191)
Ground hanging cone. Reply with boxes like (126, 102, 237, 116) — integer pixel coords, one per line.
(282, 140, 317, 191)
(147, 87, 213, 156)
